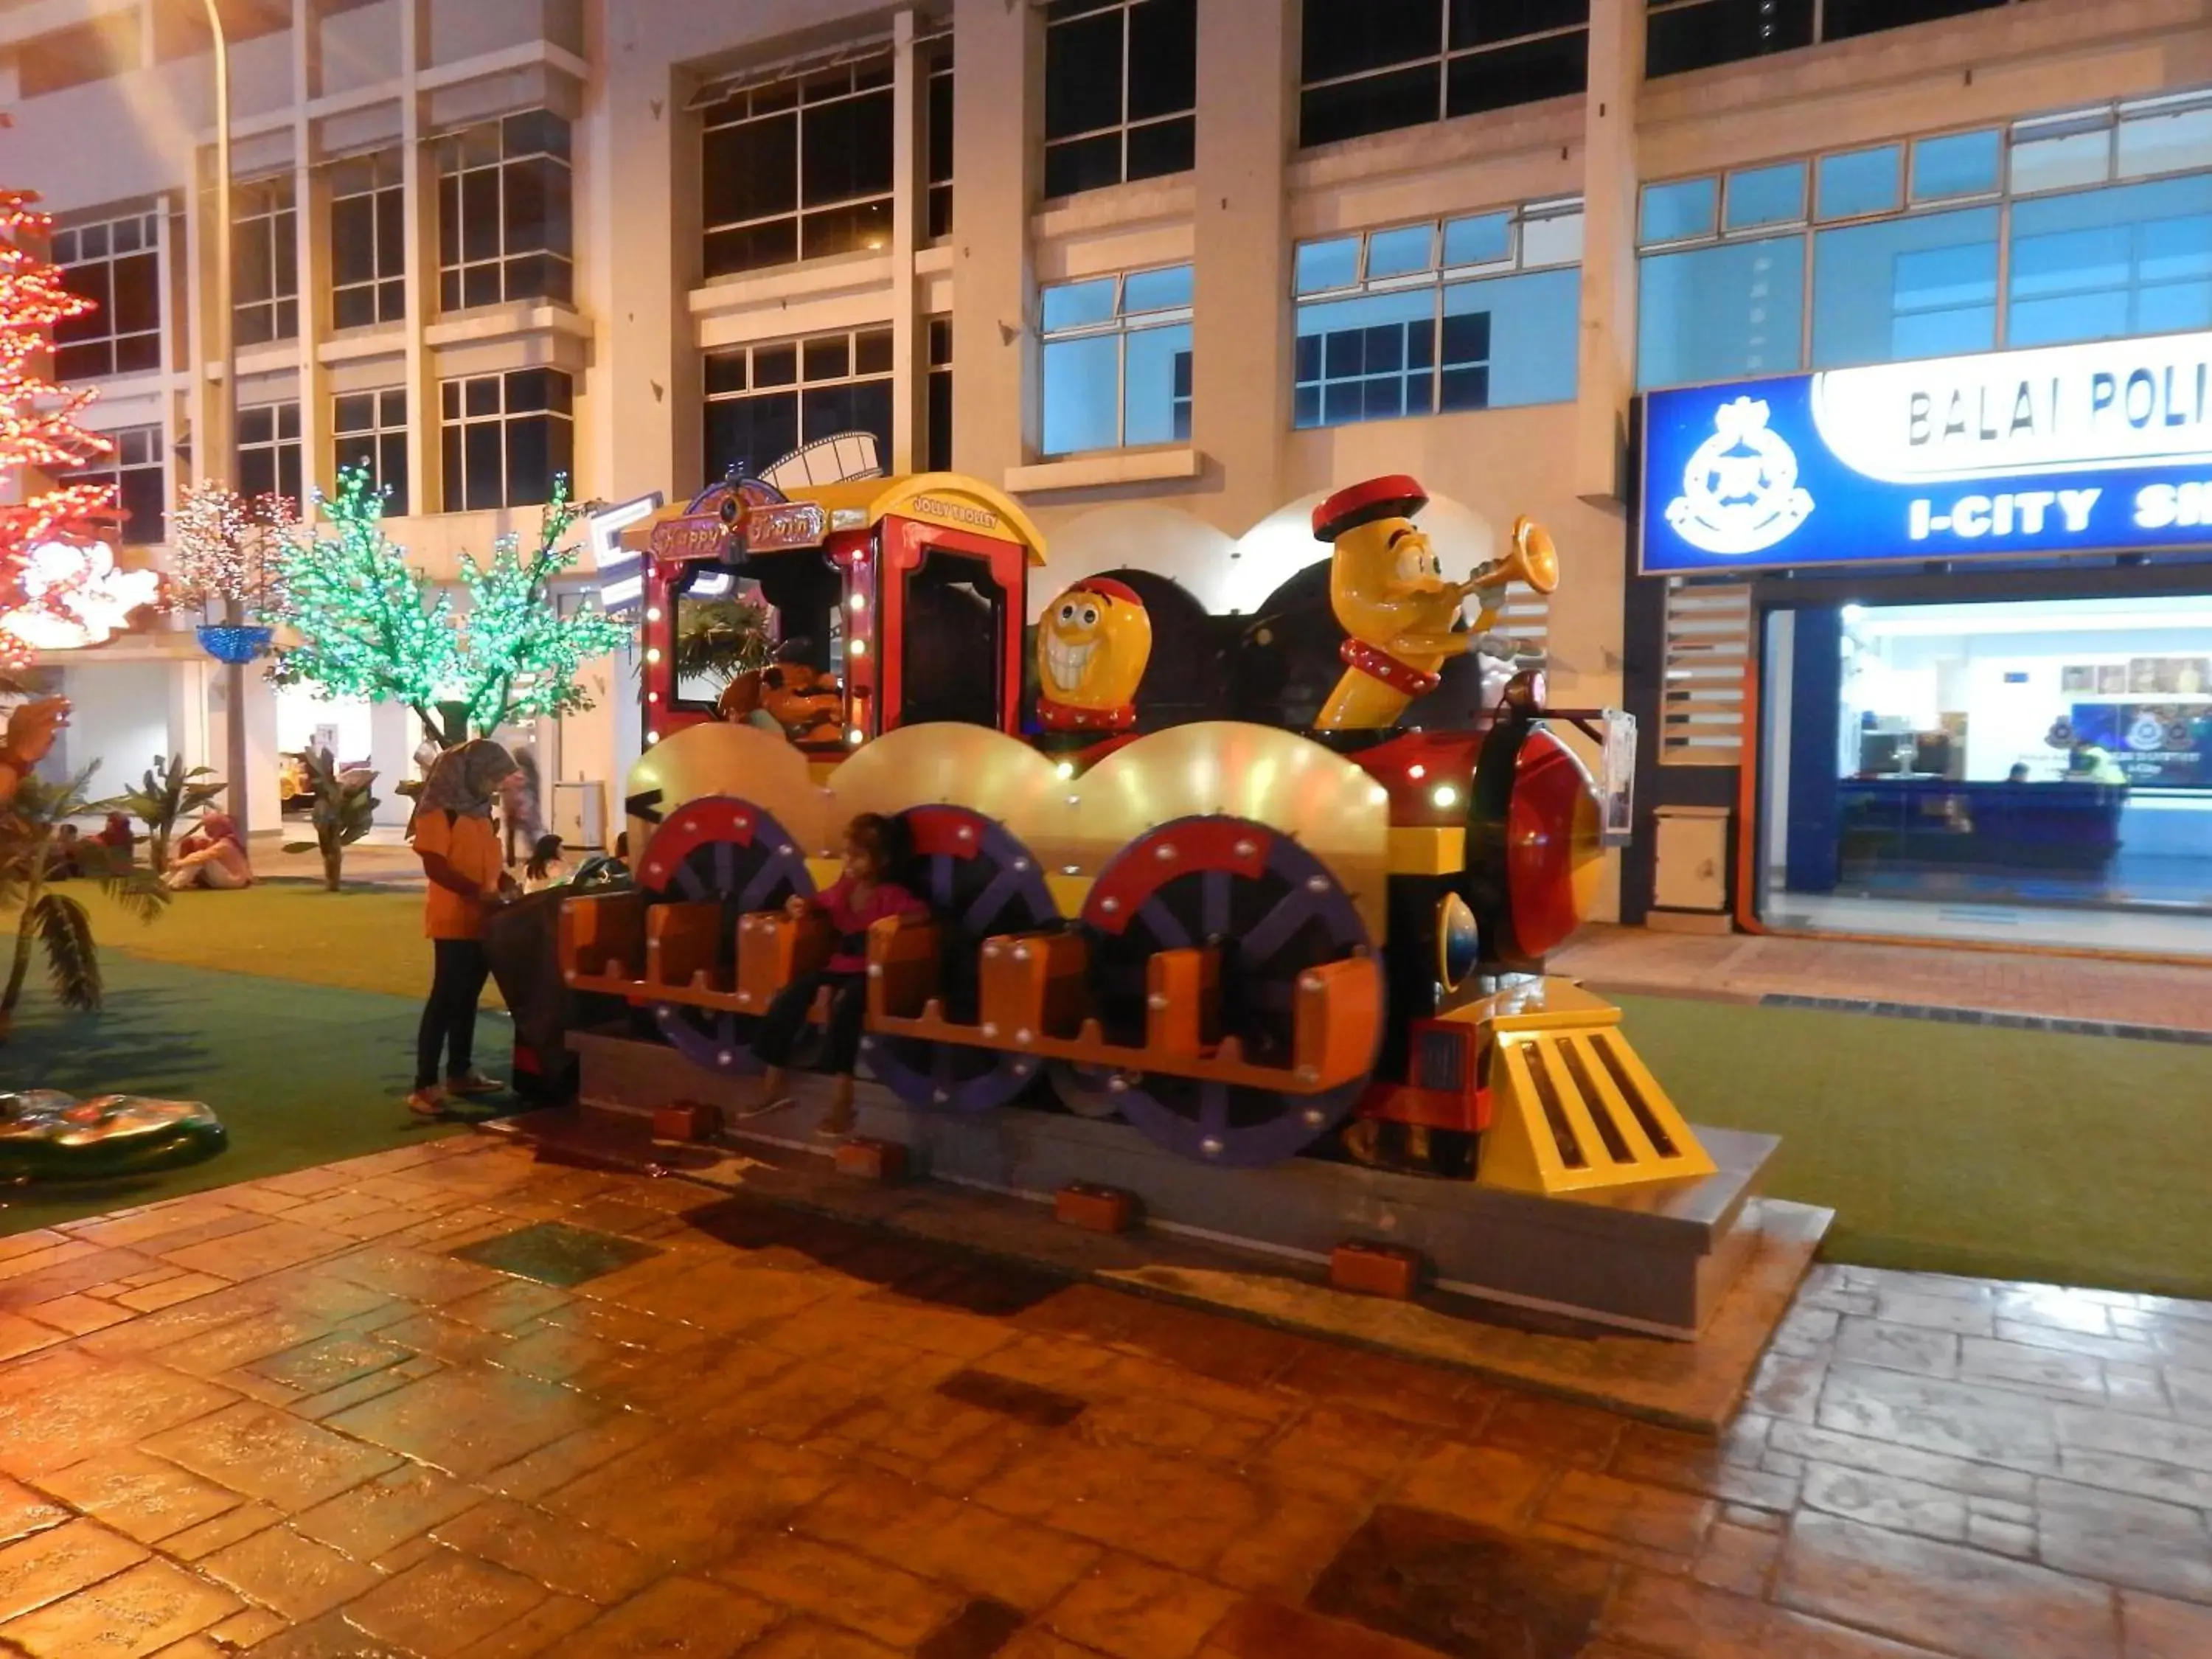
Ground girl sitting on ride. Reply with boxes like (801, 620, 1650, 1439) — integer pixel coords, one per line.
(751, 812, 927, 1137)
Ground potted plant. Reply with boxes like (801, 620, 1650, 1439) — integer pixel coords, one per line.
(115, 754, 227, 874)
(282, 747, 380, 891)
(0, 766, 167, 1037)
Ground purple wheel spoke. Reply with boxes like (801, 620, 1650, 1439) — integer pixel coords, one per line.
(1136, 897, 1191, 950)
(929, 854, 956, 910)
(1201, 872, 1231, 942)
(962, 866, 1023, 935)
(672, 863, 707, 900)
(712, 841, 735, 894)
(1198, 1082, 1229, 1133)
(1239, 888, 1318, 964)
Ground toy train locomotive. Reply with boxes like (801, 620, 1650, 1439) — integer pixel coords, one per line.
(551, 450, 1711, 1197)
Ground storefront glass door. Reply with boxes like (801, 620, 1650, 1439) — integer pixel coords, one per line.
(1758, 595, 2212, 956)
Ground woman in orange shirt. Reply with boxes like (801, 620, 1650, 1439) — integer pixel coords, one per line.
(407, 740, 521, 1116)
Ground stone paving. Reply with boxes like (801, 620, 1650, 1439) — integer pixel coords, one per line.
(1554, 924, 2212, 1034)
(0, 1134, 2205, 1657)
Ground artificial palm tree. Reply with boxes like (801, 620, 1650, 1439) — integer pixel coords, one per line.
(0, 765, 167, 1036)
(114, 754, 227, 874)
(282, 747, 380, 891)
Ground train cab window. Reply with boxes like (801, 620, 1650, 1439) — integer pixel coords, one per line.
(901, 549, 1006, 728)
(669, 565, 762, 712)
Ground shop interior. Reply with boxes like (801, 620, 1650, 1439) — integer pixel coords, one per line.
(1760, 594, 2212, 956)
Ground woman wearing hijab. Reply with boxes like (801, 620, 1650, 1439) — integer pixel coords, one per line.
(95, 811, 136, 863)
(407, 739, 521, 1116)
(162, 813, 253, 890)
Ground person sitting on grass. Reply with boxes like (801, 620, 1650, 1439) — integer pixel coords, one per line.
(163, 813, 253, 890)
(406, 740, 521, 1118)
(44, 824, 83, 880)
(95, 811, 136, 863)
(748, 813, 926, 1138)
(522, 832, 568, 894)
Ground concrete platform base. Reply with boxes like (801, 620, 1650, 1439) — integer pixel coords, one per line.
(548, 1029, 1834, 1430)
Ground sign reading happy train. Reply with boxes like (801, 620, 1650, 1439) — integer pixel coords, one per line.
(1640, 329, 2212, 573)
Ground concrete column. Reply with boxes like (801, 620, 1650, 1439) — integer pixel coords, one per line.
(950, 0, 1043, 481)
(889, 7, 922, 475)
(368, 698, 414, 827)
(597, 18, 685, 501)
(400, 0, 437, 515)
(167, 658, 214, 773)
(1191, 0, 1295, 533)
(1572, 0, 1643, 507)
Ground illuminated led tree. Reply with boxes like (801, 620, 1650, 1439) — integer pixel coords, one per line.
(266, 465, 627, 748)
(169, 481, 294, 618)
(0, 189, 150, 663)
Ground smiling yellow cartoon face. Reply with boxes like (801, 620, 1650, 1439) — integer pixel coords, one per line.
(1036, 578, 1152, 728)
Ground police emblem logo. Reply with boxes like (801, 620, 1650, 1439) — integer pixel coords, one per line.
(1666, 396, 1816, 556)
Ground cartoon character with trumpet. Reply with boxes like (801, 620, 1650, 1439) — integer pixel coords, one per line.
(1311, 474, 1561, 731)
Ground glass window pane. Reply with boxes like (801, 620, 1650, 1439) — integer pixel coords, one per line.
(1445, 267, 1577, 407)
(1815, 146, 1902, 220)
(1520, 209, 1582, 267)
(1912, 130, 2000, 201)
(1726, 163, 1806, 231)
(1812, 206, 1998, 369)
(1043, 132, 1124, 199)
(111, 252, 158, 333)
(1121, 263, 1193, 313)
(801, 88, 894, 205)
(2006, 173, 2212, 347)
(464, 420, 504, 509)
(1636, 234, 1806, 389)
(332, 195, 375, 285)
(1041, 334, 1123, 453)
(1366, 223, 1434, 280)
(754, 344, 797, 387)
(460, 167, 501, 261)
(465, 376, 500, 416)
(2010, 125, 2110, 195)
(1295, 237, 1360, 293)
(1442, 212, 1511, 267)
(504, 155, 549, 253)
(1123, 321, 1192, 446)
(802, 335, 850, 381)
(2116, 104, 2212, 181)
(334, 393, 372, 434)
(1124, 114, 1194, 184)
(1298, 62, 1439, 150)
(1127, 0, 1197, 121)
(507, 414, 549, 506)
(855, 328, 894, 375)
(1640, 178, 1717, 245)
(1041, 276, 1118, 333)
(1301, 0, 1440, 82)
(1044, 8, 1124, 141)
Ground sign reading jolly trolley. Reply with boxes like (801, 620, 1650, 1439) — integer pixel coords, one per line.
(1640, 330, 2212, 574)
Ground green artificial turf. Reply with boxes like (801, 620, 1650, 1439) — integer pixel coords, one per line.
(1613, 992, 2212, 1300)
(0, 953, 499, 1234)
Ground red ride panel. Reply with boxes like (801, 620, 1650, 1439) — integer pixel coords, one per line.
(1347, 729, 1488, 826)
(903, 804, 990, 860)
(1506, 728, 1597, 959)
(1081, 819, 1273, 936)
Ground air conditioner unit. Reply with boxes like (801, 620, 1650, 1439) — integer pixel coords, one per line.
(552, 781, 608, 851)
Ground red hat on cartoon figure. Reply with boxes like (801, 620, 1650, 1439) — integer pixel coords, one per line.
(1312, 475, 1429, 543)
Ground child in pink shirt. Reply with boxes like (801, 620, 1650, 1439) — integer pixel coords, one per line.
(751, 813, 927, 1135)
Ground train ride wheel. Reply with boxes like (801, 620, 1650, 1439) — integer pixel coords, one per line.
(1054, 815, 1376, 1165)
(636, 796, 816, 1076)
(860, 804, 1060, 1112)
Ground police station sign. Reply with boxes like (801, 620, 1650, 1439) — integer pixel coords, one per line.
(1640, 330, 2212, 573)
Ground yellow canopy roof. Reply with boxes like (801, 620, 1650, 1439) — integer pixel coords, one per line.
(787, 473, 1049, 566)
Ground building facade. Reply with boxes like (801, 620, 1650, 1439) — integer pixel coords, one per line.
(3, 0, 2208, 950)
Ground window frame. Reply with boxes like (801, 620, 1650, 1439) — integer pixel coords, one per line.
(438, 369, 574, 512)
(1290, 201, 1585, 429)
(1633, 88, 2212, 389)
(236, 400, 303, 510)
(1296, 0, 1591, 152)
(434, 111, 574, 314)
(700, 55, 897, 279)
(1042, 0, 1197, 200)
(1037, 261, 1194, 456)
(231, 173, 299, 347)
(52, 209, 164, 381)
(327, 149, 406, 330)
(701, 324, 897, 481)
(333, 388, 410, 515)
(70, 424, 167, 546)
(924, 37, 954, 242)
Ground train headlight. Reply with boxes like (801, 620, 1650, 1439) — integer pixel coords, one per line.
(1436, 892, 1479, 992)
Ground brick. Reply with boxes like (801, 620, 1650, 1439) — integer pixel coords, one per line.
(1328, 1242, 1421, 1300)
(652, 1102, 719, 1142)
(835, 1138, 908, 1183)
(1054, 1183, 1135, 1235)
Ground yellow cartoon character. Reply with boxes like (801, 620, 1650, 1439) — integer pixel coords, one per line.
(1036, 577, 1152, 732)
(1312, 475, 1559, 731)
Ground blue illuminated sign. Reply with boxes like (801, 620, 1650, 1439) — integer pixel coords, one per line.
(1640, 331, 2212, 574)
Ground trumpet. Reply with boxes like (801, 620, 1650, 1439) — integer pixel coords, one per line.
(1464, 516, 1560, 633)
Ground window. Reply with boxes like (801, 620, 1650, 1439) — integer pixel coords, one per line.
(440, 369, 572, 512)
(329, 150, 404, 329)
(703, 327, 893, 481)
(701, 58, 893, 278)
(1043, 0, 1195, 199)
(925, 41, 953, 241)
(335, 389, 409, 514)
(926, 317, 953, 473)
(72, 425, 166, 545)
(1637, 92, 2212, 389)
(1038, 264, 1192, 455)
(237, 402, 302, 508)
(1298, 0, 1587, 150)
(1645, 0, 2003, 80)
(1292, 204, 1582, 428)
(232, 175, 299, 347)
(435, 111, 573, 311)
(52, 212, 162, 380)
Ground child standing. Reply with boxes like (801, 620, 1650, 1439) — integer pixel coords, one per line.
(751, 813, 926, 1136)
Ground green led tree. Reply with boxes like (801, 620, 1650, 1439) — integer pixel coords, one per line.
(268, 466, 628, 748)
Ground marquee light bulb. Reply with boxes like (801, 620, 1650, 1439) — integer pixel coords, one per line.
(848, 638, 866, 657)
(646, 606, 663, 622)
(1431, 783, 1460, 809)
(645, 647, 662, 664)
(847, 593, 866, 612)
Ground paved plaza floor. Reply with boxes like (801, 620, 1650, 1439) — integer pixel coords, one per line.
(0, 1132, 2204, 1657)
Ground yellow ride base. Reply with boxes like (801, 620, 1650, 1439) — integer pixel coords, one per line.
(1472, 978, 1717, 1197)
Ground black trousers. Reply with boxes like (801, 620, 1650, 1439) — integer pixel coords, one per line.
(752, 970, 867, 1077)
(417, 938, 491, 1089)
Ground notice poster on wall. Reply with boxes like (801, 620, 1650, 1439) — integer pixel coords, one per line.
(2068, 703, 2211, 786)
(1599, 709, 1638, 846)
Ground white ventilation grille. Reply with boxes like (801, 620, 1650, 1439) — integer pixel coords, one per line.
(1486, 590, 1550, 656)
(1661, 580, 1750, 765)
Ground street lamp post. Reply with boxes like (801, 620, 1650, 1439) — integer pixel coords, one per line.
(196, 0, 252, 837)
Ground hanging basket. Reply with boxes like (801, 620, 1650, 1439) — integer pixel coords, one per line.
(196, 625, 274, 664)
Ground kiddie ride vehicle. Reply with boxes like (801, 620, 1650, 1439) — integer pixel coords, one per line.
(552, 445, 1714, 1206)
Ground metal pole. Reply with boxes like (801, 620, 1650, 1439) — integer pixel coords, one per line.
(198, 0, 248, 835)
